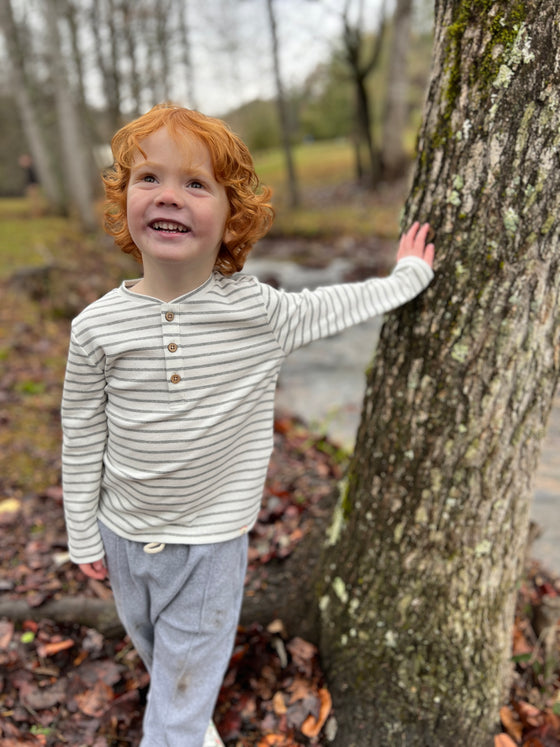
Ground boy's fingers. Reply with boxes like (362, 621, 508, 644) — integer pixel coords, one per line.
(424, 243, 435, 266)
(405, 221, 420, 244)
(414, 222, 430, 246)
(397, 222, 435, 265)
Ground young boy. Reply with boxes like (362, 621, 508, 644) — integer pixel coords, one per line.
(61, 103, 435, 747)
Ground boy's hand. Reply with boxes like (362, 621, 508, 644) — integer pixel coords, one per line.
(79, 559, 108, 580)
(396, 222, 435, 268)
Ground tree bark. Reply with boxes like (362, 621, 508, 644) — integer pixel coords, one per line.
(317, 1, 560, 745)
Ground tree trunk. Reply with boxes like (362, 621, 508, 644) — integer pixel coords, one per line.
(89, 0, 122, 134)
(381, 0, 413, 178)
(317, 1, 560, 745)
(266, 0, 300, 209)
(0, 0, 64, 211)
(121, 0, 142, 118)
(178, 0, 197, 110)
(45, 0, 97, 232)
(342, 1, 386, 188)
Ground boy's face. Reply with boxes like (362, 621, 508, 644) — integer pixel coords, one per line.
(126, 127, 231, 278)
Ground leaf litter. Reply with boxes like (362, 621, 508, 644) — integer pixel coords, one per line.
(1, 255, 560, 746)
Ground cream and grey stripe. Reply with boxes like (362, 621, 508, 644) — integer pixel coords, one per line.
(61, 256, 433, 564)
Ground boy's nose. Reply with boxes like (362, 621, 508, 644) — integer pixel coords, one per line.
(156, 185, 184, 207)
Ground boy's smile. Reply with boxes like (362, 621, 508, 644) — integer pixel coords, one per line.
(126, 127, 231, 297)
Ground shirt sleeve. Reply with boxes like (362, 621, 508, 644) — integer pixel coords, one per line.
(260, 255, 434, 355)
(61, 330, 108, 564)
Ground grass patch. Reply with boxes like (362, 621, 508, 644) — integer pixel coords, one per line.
(255, 138, 404, 239)
(0, 199, 87, 279)
(269, 200, 401, 240)
(256, 139, 355, 190)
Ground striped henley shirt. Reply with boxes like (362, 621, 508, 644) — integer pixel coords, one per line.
(61, 255, 433, 564)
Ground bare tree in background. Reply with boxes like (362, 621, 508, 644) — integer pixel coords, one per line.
(178, 0, 197, 109)
(45, 0, 97, 231)
(89, 0, 124, 134)
(341, 0, 387, 187)
(266, 0, 300, 209)
(381, 0, 413, 178)
(0, 0, 63, 211)
(120, 0, 143, 118)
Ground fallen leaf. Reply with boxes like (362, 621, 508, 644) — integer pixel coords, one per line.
(516, 701, 544, 728)
(0, 497, 21, 515)
(287, 637, 317, 674)
(75, 679, 114, 717)
(257, 735, 292, 747)
(37, 638, 74, 657)
(512, 623, 533, 657)
(500, 705, 524, 742)
(267, 619, 287, 636)
(301, 687, 332, 738)
(494, 734, 518, 747)
(22, 679, 66, 710)
(287, 675, 312, 704)
(542, 708, 560, 733)
(272, 691, 287, 715)
(0, 619, 14, 650)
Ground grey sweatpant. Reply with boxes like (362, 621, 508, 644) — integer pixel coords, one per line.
(99, 521, 248, 747)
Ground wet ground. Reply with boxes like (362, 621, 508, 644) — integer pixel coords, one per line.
(245, 256, 560, 574)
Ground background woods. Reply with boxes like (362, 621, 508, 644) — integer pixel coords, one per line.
(0, 0, 432, 220)
(2, 1, 560, 746)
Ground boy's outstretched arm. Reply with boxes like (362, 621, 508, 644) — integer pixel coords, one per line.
(396, 222, 435, 268)
(79, 559, 108, 580)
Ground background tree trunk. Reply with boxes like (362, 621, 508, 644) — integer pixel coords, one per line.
(316, 1, 560, 745)
(266, 0, 300, 209)
(45, 0, 97, 232)
(341, 0, 387, 188)
(0, 0, 64, 211)
(381, 0, 413, 178)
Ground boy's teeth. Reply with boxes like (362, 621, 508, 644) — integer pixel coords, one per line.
(152, 221, 188, 232)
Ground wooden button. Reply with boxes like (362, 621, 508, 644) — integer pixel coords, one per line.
(165, 311, 175, 322)
(170, 373, 181, 384)
(167, 342, 178, 353)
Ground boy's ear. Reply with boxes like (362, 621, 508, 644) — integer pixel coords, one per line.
(222, 223, 234, 246)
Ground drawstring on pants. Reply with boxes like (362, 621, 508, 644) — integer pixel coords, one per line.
(144, 542, 166, 554)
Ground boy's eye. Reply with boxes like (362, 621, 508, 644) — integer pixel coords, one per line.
(189, 180, 204, 189)
(142, 174, 156, 183)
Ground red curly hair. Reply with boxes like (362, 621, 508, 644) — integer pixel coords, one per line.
(102, 103, 274, 275)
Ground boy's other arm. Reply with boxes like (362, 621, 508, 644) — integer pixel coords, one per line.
(61, 331, 108, 565)
(79, 559, 108, 580)
(396, 222, 435, 268)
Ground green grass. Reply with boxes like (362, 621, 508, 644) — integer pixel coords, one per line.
(0, 198, 86, 279)
(254, 138, 404, 239)
(256, 139, 355, 190)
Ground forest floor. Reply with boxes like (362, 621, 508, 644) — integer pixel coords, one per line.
(0, 226, 559, 746)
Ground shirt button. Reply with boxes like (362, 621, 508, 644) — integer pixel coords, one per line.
(167, 342, 178, 353)
(170, 373, 181, 384)
(165, 311, 175, 322)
